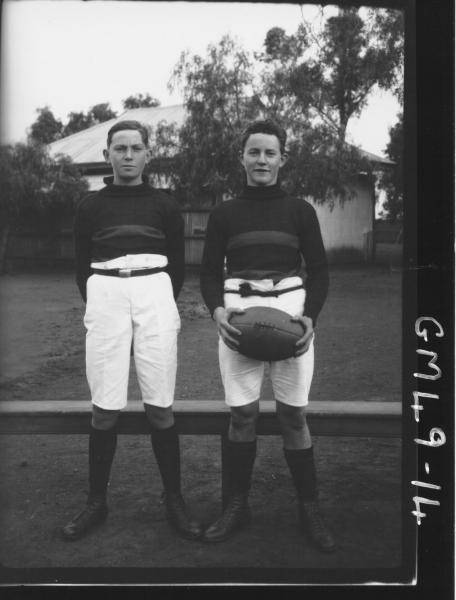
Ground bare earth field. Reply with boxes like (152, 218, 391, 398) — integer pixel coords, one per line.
(0, 265, 402, 583)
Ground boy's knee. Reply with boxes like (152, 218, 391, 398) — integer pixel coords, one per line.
(144, 404, 175, 430)
(91, 406, 120, 430)
(230, 402, 259, 432)
(277, 403, 307, 430)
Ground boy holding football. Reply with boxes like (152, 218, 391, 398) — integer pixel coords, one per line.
(62, 120, 202, 542)
(200, 119, 335, 552)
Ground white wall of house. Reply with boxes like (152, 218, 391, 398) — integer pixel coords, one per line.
(86, 174, 108, 190)
(86, 171, 172, 191)
(310, 181, 373, 253)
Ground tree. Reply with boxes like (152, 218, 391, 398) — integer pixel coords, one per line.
(255, 25, 309, 129)
(378, 114, 403, 222)
(147, 121, 180, 188)
(153, 7, 403, 207)
(253, 7, 403, 202)
(29, 103, 117, 144)
(166, 35, 260, 205)
(89, 102, 117, 123)
(122, 93, 161, 109)
(366, 8, 404, 104)
(62, 111, 95, 137)
(61, 103, 117, 137)
(0, 142, 88, 272)
(279, 7, 403, 144)
(28, 107, 63, 145)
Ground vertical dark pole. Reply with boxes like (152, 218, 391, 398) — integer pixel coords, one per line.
(221, 429, 228, 509)
(371, 176, 377, 263)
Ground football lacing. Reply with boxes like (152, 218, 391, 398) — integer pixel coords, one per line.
(253, 321, 275, 329)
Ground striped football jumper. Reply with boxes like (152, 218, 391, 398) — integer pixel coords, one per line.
(74, 176, 184, 303)
(200, 183, 329, 325)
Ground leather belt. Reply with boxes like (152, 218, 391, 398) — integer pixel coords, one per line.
(224, 282, 304, 298)
(92, 267, 166, 278)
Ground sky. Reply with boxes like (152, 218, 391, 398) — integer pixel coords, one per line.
(0, 0, 401, 156)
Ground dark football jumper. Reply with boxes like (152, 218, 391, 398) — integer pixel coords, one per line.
(200, 183, 328, 324)
(74, 176, 184, 302)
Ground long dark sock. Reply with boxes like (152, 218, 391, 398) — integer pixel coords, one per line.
(283, 446, 318, 501)
(150, 423, 181, 493)
(88, 424, 117, 502)
(222, 437, 257, 503)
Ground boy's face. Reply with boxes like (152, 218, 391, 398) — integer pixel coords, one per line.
(103, 129, 150, 186)
(240, 133, 286, 187)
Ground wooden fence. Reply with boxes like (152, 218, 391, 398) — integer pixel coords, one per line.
(0, 400, 402, 437)
(6, 210, 211, 267)
(6, 212, 396, 267)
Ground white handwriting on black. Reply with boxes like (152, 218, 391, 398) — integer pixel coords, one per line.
(411, 317, 445, 525)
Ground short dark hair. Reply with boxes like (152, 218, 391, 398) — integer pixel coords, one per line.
(240, 119, 287, 154)
(106, 120, 149, 148)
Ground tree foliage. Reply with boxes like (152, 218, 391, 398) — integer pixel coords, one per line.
(160, 7, 403, 206)
(165, 35, 260, 204)
(0, 142, 88, 271)
(0, 143, 48, 223)
(43, 154, 90, 215)
(256, 25, 309, 128)
(62, 111, 96, 137)
(63, 102, 117, 137)
(89, 102, 117, 124)
(147, 121, 180, 188)
(29, 102, 118, 142)
(122, 93, 161, 109)
(377, 114, 403, 222)
(29, 107, 63, 145)
(260, 8, 403, 144)
(28, 94, 164, 145)
(366, 8, 404, 103)
(254, 18, 371, 202)
(0, 141, 88, 220)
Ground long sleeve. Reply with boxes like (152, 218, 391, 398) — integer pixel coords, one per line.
(299, 204, 329, 325)
(200, 210, 227, 317)
(164, 204, 185, 300)
(73, 196, 94, 303)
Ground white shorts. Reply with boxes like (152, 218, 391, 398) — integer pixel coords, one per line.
(219, 276, 314, 407)
(84, 271, 181, 410)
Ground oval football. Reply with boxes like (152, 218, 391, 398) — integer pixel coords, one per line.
(229, 306, 306, 361)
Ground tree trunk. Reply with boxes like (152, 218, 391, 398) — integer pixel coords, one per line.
(338, 119, 348, 149)
(0, 222, 12, 274)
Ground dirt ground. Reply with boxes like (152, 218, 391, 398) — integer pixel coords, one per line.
(0, 265, 402, 583)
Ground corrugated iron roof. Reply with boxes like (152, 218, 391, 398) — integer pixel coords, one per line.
(355, 146, 394, 166)
(48, 105, 186, 164)
(48, 104, 393, 166)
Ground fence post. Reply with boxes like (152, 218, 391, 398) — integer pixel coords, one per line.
(363, 230, 374, 262)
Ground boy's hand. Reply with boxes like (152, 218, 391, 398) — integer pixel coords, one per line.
(291, 315, 314, 356)
(213, 306, 246, 351)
